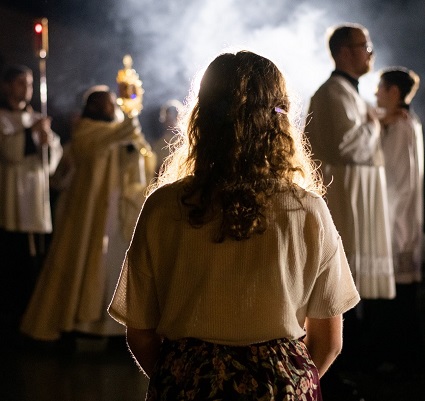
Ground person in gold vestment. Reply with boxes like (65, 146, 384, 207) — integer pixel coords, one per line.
(21, 86, 153, 342)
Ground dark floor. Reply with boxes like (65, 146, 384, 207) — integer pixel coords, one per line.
(3, 277, 425, 401)
(352, 370, 424, 401)
(1, 332, 424, 401)
(0, 337, 148, 401)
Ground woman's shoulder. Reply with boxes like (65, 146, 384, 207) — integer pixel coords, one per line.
(143, 178, 189, 210)
(275, 187, 330, 216)
(279, 185, 323, 202)
(276, 188, 339, 241)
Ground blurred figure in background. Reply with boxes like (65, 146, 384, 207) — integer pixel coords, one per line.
(21, 86, 152, 345)
(152, 99, 183, 174)
(307, 23, 394, 301)
(0, 65, 62, 350)
(376, 67, 424, 373)
(306, 23, 394, 400)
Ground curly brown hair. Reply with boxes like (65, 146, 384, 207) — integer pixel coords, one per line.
(153, 50, 322, 242)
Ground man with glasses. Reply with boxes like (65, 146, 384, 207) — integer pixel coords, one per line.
(306, 23, 395, 399)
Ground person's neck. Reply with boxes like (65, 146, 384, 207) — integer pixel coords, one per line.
(334, 67, 360, 80)
(332, 69, 359, 91)
(386, 99, 407, 114)
(385, 105, 398, 115)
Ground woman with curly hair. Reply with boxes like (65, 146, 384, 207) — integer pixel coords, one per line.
(108, 50, 360, 401)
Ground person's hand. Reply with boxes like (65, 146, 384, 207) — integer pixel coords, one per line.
(32, 117, 53, 145)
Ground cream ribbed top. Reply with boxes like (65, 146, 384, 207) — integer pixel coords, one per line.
(109, 179, 360, 345)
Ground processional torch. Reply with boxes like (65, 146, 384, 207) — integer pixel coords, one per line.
(34, 18, 48, 117)
(116, 55, 155, 163)
(33, 18, 49, 254)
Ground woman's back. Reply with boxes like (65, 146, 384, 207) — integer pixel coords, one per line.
(110, 178, 358, 345)
(108, 50, 360, 400)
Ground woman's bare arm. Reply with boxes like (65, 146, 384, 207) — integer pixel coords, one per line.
(303, 315, 343, 378)
(126, 327, 162, 378)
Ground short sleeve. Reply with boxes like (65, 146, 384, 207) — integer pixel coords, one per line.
(307, 236, 360, 318)
(108, 198, 161, 329)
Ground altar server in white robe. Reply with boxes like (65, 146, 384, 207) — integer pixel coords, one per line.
(375, 67, 424, 370)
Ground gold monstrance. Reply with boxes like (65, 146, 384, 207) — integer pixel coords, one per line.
(116, 54, 154, 167)
(116, 54, 144, 117)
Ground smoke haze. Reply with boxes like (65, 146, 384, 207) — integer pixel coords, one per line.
(0, 0, 424, 139)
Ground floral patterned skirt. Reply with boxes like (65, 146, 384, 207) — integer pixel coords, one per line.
(146, 337, 322, 401)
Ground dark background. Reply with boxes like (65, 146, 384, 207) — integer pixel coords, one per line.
(0, 0, 424, 144)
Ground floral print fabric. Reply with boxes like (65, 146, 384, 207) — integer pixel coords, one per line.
(147, 337, 322, 401)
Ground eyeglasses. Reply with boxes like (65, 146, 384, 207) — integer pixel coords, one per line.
(347, 42, 374, 54)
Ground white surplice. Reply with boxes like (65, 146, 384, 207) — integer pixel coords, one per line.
(382, 112, 424, 284)
(307, 74, 395, 299)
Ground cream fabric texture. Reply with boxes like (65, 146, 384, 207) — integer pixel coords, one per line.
(307, 74, 395, 299)
(0, 108, 62, 233)
(382, 113, 424, 283)
(109, 180, 360, 345)
(21, 117, 147, 340)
